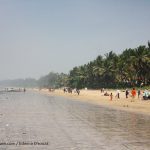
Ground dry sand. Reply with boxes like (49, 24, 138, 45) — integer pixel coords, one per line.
(34, 88, 150, 115)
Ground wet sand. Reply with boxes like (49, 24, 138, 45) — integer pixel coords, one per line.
(0, 91, 150, 149)
(37, 89, 150, 115)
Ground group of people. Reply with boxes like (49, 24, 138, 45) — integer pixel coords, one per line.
(125, 88, 150, 101)
(114, 89, 132, 100)
(63, 87, 80, 95)
(102, 88, 150, 101)
(124, 88, 136, 101)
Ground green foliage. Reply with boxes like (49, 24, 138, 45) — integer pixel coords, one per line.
(68, 42, 150, 89)
(31, 41, 150, 89)
(38, 72, 69, 88)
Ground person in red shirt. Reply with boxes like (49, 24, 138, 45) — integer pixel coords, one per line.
(131, 88, 136, 102)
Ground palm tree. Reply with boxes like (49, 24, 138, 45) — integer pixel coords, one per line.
(66, 43, 150, 89)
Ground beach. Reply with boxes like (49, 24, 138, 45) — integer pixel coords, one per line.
(1, 91, 150, 149)
(36, 88, 150, 115)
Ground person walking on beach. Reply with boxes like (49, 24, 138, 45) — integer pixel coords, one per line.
(76, 88, 80, 95)
(125, 89, 129, 98)
(110, 93, 113, 101)
(131, 88, 136, 102)
(102, 88, 104, 93)
(138, 89, 141, 99)
(63, 88, 66, 93)
(100, 88, 102, 93)
(116, 89, 120, 99)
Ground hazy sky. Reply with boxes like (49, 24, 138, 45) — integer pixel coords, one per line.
(0, 0, 150, 80)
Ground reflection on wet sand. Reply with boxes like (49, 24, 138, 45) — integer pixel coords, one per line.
(0, 91, 150, 150)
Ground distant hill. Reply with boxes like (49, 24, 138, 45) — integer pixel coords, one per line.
(0, 78, 38, 88)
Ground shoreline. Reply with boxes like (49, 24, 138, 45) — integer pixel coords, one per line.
(33, 88, 150, 116)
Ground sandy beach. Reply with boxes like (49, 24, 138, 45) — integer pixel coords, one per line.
(35, 88, 150, 115)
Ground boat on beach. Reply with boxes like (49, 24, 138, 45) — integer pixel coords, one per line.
(6, 88, 26, 92)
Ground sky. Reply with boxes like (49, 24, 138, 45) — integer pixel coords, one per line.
(0, 0, 150, 80)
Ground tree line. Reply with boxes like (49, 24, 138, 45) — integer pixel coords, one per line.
(39, 42, 150, 89)
(1, 42, 149, 89)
